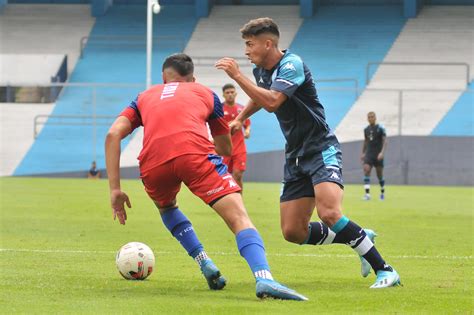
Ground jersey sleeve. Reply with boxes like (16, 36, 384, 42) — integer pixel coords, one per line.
(207, 92, 229, 137)
(119, 96, 142, 130)
(270, 56, 305, 97)
(379, 125, 387, 137)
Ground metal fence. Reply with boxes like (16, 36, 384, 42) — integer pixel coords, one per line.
(21, 79, 474, 171)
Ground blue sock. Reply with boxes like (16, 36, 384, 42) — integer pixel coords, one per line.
(236, 228, 273, 280)
(161, 208, 206, 262)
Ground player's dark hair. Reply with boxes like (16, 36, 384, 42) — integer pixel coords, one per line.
(162, 53, 194, 76)
(240, 17, 280, 38)
(222, 83, 236, 92)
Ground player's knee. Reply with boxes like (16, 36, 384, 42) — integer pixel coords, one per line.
(281, 225, 306, 244)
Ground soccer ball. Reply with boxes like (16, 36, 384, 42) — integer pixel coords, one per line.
(116, 242, 155, 280)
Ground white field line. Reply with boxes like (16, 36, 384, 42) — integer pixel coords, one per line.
(0, 248, 471, 260)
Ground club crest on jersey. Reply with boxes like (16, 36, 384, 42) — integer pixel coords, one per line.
(259, 77, 264, 84)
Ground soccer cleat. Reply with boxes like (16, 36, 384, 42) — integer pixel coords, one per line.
(256, 279, 308, 301)
(380, 193, 385, 200)
(360, 229, 377, 277)
(363, 194, 371, 201)
(200, 259, 226, 290)
(370, 268, 401, 289)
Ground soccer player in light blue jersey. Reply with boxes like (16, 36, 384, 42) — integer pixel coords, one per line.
(216, 17, 400, 288)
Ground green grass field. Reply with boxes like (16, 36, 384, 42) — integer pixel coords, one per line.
(0, 177, 472, 314)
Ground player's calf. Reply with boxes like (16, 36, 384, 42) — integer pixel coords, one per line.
(281, 224, 309, 244)
(160, 207, 227, 290)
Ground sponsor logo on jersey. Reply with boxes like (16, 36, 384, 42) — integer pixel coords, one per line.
(283, 62, 296, 72)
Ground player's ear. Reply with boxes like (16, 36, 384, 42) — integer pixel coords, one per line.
(265, 39, 271, 50)
(162, 72, 167, 84)
(192, 76, 196, 82)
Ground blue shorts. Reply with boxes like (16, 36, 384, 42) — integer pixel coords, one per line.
(280, 144, 344, 202)
(364, 154, 384, 167)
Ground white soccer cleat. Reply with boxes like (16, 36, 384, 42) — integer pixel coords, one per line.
(360, 229, 377, 277)
(370, 268, 401, 289)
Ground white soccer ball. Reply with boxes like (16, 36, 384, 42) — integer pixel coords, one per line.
(116, 242, 155, 280)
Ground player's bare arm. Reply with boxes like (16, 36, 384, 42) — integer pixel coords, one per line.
(244, 125, 251, 139)
(229, 99, 259, 135)
(378, 135, 387, 160)
(213, 133, 233, 156)
(105, 116, 133, 225)
(215, 57, 287, 112)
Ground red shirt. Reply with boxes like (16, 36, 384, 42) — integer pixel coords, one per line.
(223, 103, 250, 155)
(120, 82, 229, 172)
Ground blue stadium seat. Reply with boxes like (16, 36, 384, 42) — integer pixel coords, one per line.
(290, 5, 406, 129)
(432, 82, 474, 136)
(14, 5, 198, 175)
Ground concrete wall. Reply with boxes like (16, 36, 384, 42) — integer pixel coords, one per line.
(244, 136, 474, 186)
(0, 54, 66, 85)
(20, 136, 474, 186)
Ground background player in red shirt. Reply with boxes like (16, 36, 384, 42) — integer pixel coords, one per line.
(105, 53, 306, 301)
(221, 83, 251, 191)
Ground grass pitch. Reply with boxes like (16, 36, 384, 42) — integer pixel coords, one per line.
(0, 177, 472, 314)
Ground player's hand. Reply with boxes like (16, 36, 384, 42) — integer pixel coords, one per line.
(215, 58, 241, 80)
(377, 153, 384, 161)
(110, 189, 131, 225)
(229, 119, 243, 135)
(244, 129, 250, 139)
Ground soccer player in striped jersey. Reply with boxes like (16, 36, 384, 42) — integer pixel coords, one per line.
(216, 18, 400, 288)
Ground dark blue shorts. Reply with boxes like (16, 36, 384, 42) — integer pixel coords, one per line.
(280, 144, 344, 202)
(364, 154, 384, 167)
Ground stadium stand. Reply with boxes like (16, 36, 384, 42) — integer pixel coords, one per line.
(0, 104, 54, 176)
(0, 4, 94, 176)
(432, 82, 474, 136)
(291, 5, 407, 130)
(336, 6, 474, 142)
(13, 5, 198, 175)
(184, 5, 302, 154)
(3, 2, 472, 177)
(0, 4, 94, 74)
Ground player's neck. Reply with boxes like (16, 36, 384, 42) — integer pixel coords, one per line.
(225, 102, 236, 106)
(262, 49, 284, 70)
